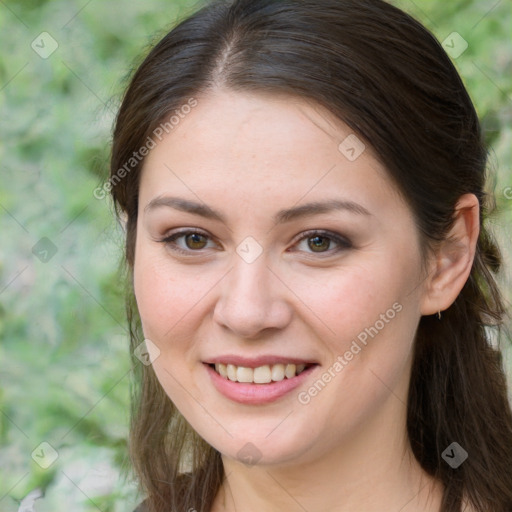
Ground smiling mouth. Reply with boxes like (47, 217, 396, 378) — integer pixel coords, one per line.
(209, 362, 316, 384)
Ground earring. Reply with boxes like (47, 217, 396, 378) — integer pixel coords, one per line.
(437, 311, 442, 320)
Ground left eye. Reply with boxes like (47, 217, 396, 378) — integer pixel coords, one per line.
(159, 229, 351, 256)
(293, 230, 352, 254)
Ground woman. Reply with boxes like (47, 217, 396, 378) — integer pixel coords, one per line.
(108, 0, 512, 510)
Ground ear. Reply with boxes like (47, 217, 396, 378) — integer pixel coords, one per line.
(420, 193, 480, 316)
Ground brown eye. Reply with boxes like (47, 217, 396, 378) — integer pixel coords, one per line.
(184, 232, 208, 250)
(159, 229, 215, 255)
(294, 230, 352, 256)
(307, 235, 332, 252)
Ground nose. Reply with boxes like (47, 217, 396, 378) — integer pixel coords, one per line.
(212, 254, 293, 339)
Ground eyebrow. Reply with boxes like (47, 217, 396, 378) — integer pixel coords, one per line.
(144, 196, 371, 224)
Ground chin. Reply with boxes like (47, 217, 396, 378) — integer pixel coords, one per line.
(193, 417, 318, 467)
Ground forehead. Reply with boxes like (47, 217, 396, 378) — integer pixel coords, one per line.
(138, 89, 403, 216)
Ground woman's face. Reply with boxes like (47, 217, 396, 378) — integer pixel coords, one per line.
(133, 89, 430, 467)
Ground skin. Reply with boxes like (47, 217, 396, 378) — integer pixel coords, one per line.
(133, 89, 479, 512)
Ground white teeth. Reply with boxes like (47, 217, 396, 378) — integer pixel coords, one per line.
(227, 364, 237, 381)
(213, 362, 309, 383)
(237, 366, 253, 383)
(217, 363, 228, 378)
(253, 365, 272, 384)
(271, 363, 285, 381)
(284, 364, 296, 378)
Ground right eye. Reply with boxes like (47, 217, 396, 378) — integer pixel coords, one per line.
(159, 229, 217, 256)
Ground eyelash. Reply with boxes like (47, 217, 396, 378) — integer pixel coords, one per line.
(158, 228, 352, 257)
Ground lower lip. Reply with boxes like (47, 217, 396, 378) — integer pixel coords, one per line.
(204, 363, 317, 405)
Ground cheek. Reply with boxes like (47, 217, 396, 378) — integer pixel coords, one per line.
(295, 256, 416, 347)
(133, 245, 185, 341)
(133, 245, 220, 352)
(294, 255, 421, 407)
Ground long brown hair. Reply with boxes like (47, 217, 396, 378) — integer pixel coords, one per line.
(109, 1, 512, 510)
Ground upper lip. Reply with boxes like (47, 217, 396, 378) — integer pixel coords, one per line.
(203, 355, 318, 368)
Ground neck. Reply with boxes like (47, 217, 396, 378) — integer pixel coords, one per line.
(211, 391, 443, 512)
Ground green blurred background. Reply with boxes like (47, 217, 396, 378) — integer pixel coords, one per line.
(0, 1, 511, 510)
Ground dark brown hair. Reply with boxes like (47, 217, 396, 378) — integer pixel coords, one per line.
(109, 0, 512, 510)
